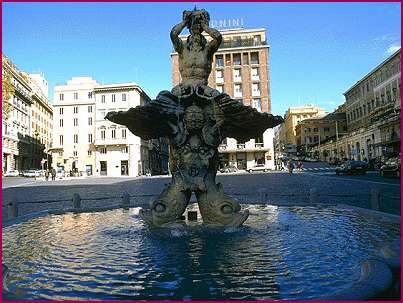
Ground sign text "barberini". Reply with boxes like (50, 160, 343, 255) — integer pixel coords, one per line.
(209, 18, 245, 29)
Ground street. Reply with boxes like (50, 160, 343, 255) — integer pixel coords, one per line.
(2, 162, 400, 220)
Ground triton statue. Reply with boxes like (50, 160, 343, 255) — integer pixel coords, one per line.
(106, 9, 283, 228)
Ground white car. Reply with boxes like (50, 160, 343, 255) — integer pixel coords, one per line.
(248, 164, 269, 173)
(4, 170, 20, 177)
(23, 170, 42, 177)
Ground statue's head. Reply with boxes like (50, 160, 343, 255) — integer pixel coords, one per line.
(184, 104, 205, 131)
(183, 9, 209, 49)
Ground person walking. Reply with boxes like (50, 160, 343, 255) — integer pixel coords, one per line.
(51, 168, 56, 181)
(287, 161, 294, 174)
(45, 170, 49, 181)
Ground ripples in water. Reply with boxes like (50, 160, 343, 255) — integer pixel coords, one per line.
(2, 205, 400, 300)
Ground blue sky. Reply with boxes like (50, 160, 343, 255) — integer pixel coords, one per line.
(2, 2, 401, 116)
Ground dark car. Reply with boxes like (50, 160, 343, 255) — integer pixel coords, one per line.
(335, 160, 368, 175)
(380, 157, 400, 178)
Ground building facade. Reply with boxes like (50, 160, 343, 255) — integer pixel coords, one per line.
(311, 50, 400, 164)
(51, 77, 168, 177)
(171, 28, 276, 169)
(2, 55, 52, 173)
(94, 83, 154, 177)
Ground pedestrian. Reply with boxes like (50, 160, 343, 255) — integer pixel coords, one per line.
(45, 170, 49, 181)
(51, 168, 56, 181)
(287, 161, 294, 174)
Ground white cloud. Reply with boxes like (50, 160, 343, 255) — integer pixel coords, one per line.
(386, 44, 401, 55)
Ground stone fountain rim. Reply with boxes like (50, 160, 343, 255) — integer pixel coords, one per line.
(3, 202, 400, 301)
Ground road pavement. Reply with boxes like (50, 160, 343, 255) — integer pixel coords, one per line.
(2, 164, 400, 221)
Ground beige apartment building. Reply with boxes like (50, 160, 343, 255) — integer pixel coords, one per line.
(311, 49, 400, 163)
(51, 77, 168, 177)
(2, 55, 53, 173)
(276, 104, 326, 154)
(171, 28, 275, 170)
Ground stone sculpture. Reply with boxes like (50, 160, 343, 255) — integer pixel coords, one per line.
(106, 8, 283, 228)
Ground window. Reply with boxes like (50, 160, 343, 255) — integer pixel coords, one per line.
(88, 92, 93, 99)
(252, 83, 260, 96)
(243, 53, 249, 65)
(313, 128, 318, 132)
(100, 147, 107, 154)
(88, 134, 93, 143)
(122, 129, 127, 139)
(111, 129, 116, 139)
(216, 55, 224, 67)
(88, 106, 92, 113)
(216, 70, 223, 79)
(74, 92, 78, 100)
(251, 67, 259, 78)
(233, 53, 241, 65)
(251, 52, 259, 64)
(59, 135, 64, 145)
(252, 99, 262, 112)
(74, 134, 78, 143)
(233, 69, 241, 81)
(112, 94, 116, 102)
(101, 130, 106, 139)
(59, 93, 64, 101)
(101, 111, 105, 118)
(59, 119, 63, 127)
(324, 127, 330, 132)
(59, 107, 64, 115)
(73, 151, 78, 157)
(122, 93, 126, 101)
(234, 84, 242, 97)
(88, 150, 92, 156)
(73, 106, 78, 114)
(88, 117, 93, 125)
(58, 151, 63, 157)
(122, 146, 129, 153)
(74, 118, 78, 126)
(101, 95, 106, 103)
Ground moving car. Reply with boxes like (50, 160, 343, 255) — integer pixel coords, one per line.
(219, 165, 238, 173)
(248, 163, 269, 173)
(380, 157, 400, 177)
(335, 160, 368, 175)
(4, 170, 20, 177)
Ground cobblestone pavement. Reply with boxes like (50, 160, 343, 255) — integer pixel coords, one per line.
(2, 171, 400, 221)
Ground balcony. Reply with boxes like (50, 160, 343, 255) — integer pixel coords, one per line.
(218, 143, 269, 153)
(251, 74, 260, 81)
(252, 90, 261, 97)
(216, 77, 224, 84)
(94, 138, 128, 146)
(219, 38, 267, 50)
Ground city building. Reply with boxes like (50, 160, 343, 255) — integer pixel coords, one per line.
(295, 110, 347, 158)
(51, 77, 98, 175)
(51, 77, 168, 177)
(29, 73, 53, 170)
(2, 55, 52, 173)
(311, 49, 400, 163)
(171, 28, 276, 169)
(93, 83, 167, 177)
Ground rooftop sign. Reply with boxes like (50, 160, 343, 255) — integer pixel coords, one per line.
(209, 18, 244, 29)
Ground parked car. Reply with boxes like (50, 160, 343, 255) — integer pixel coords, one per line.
(380, 157, 400, 177)
(4, 170, 20, 177)
(219, 165, 238, 173)
(248, 164, 269, 173)
(335, 160, 368, 175)
(22, 170, 42, 177)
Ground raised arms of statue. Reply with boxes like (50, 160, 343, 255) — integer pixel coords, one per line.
(201, 22, 222, 55)
(170, 12, 190, 54)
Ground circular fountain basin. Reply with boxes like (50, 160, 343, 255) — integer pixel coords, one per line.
(2, 204, 400, 300)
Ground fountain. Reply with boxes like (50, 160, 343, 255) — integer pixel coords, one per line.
(2, 9, 400, 301)
(106, 8, 283, 228)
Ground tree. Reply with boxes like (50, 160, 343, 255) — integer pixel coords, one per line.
(2, 58, 14, 121)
